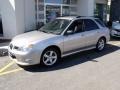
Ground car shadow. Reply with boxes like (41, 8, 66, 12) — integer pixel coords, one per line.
(22, 44, 120, 72)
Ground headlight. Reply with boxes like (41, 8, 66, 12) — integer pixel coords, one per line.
(18, 44, 34, 52)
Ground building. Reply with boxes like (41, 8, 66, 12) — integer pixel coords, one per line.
(0, 0, 108, 39)
(110, 0, 120, 21)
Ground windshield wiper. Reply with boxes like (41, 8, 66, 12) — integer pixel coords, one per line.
(39, 30, 58, 35)
(48, 31, 60, 35)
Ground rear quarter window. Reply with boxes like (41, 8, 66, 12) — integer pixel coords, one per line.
(95, 19, 106, 27)
(83, 19, 99, 31)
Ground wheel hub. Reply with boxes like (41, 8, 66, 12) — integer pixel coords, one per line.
(98, 39, 105, 50)
(43, 50, 57, 66)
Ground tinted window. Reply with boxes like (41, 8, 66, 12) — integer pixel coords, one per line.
(84, 19, 99, 31)
(95, 19, 106, 27)
(67, 20, 83, 33)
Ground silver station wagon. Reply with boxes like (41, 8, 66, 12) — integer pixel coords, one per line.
(8, 16, 110, 66)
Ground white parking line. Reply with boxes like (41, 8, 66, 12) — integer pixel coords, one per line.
(0, 61, 15, 73)
(0, 61, 23, 76)
(0, 68, 23, 76)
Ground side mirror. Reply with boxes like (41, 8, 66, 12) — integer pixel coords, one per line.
(65, 30, 73, 35)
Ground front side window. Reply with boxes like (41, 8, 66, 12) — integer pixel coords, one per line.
(67, 19, 84, 34)
(83, 19, 99, 31)
(39, 19, 71, 34)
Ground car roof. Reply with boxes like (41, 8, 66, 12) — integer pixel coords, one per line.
(57, 16, 98, 21)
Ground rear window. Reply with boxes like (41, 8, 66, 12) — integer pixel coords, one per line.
(95, 19, 106, 27)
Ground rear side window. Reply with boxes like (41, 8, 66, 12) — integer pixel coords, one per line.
(95, 19, 106, 27)
(84, 19, 99, 31)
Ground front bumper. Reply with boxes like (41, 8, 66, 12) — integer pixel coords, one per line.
(8, 49, 41, 66)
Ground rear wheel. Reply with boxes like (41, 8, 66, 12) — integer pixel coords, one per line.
(96, 38, 106, 51)
(41, 48, 60, 66)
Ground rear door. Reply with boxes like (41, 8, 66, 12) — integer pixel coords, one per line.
(82, 19, 100, 47)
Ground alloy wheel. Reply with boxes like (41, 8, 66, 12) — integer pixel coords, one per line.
(42, 50, 58, 66)
(97, 38, 105, 51)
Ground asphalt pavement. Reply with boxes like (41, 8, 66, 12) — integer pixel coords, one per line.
(0, 38, 120, 90)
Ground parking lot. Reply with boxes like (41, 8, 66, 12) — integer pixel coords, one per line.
(0, 38, 120, 90)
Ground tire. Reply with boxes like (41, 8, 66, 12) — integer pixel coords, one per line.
(41, 48, 60, 66)
(96, 38, 106, 51)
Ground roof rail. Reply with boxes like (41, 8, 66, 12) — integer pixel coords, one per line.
(76, 16, 82, 18)
(76, 16, 94, 18)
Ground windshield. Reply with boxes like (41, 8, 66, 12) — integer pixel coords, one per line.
(39, 19, 71, 34)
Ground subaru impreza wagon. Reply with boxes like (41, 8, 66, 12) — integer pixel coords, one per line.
(8, 16, 110, 66)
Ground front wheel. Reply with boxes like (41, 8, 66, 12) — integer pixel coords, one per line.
(41, 48, 60, 66)
(96, 38, 106, 51)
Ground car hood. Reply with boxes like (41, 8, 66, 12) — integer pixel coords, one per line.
(11, 31, 57, 46)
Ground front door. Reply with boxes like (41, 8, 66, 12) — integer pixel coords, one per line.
(63, 19, 87, 54)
